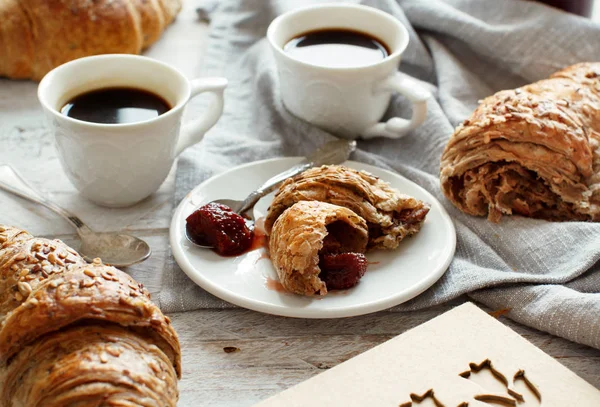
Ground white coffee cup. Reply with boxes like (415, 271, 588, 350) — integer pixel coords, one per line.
(267, 3, 429, 139)
(38, 54, 227, 207)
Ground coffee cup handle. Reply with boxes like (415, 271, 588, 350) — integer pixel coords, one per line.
(362, 73, 430, 139)
(175, 77, 228, 156)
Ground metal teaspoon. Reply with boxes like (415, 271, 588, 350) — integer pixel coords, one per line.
(0, 165, 152, 267)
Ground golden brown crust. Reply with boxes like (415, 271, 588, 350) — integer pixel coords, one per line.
(265, 165, 430, 250)
(440, 62, 600, 222)
(0, 261, 181, 375)
(269, 201, 368, 296)
(0, 226, 86, 326)
(1, 325, 178, 407)
(0, 0, 182, 81)
(0, 225, 180, 405)
(156, 0, 181, 25)
(0, 0, 35, 79)
(26, 0, 143, 81)
(133, 0, 166, 48)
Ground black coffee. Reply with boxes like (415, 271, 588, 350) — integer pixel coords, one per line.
(284, 29, 389, 68)
(61, 87, 171, 124)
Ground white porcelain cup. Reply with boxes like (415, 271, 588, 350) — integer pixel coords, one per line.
(38, 54, 227, 207)
(267, 3, 430, 139)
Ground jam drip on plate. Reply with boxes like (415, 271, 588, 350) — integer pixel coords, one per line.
(186, 203, 254, 256)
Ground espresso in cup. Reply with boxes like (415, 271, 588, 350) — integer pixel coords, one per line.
(61, 87, 171, 124)
(284, 29, 390, 68)
(267, 4, 430, 139)
(38, 54, 227, 207)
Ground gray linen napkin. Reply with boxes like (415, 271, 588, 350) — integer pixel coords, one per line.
(158, 0, 600, 350)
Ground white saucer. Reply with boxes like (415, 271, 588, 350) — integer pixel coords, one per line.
(170, 158, 456, 318)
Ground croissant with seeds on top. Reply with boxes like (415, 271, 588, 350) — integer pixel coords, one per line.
(440, 62, 600, 222)
(0, 225, 180, 406)
(0, 0, 182, 81)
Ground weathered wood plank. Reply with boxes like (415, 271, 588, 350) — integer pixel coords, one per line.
(169, 306, 600, 406)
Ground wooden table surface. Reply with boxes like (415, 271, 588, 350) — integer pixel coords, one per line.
(0, 3, 599, 406)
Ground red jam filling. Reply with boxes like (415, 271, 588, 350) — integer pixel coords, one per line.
(186, 203, 253, 256)
(319, 252, 367, 290)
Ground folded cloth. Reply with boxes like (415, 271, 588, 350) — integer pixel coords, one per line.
(159, 0, 600, 350)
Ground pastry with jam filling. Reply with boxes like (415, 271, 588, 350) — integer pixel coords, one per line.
(269, 201, 369, 296)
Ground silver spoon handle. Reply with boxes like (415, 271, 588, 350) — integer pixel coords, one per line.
(237, 162, 312, 214)
(237, 139, 357, 214)
(0, 165, 91, 235)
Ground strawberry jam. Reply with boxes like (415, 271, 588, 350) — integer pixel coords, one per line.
(186, 203, 253, 256)
(319, 252, 367, 290)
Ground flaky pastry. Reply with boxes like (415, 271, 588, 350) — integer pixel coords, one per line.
(0, 0, 182, 80)
(440, 62, 600, 222)
(0, 225, 180, 407)
(269, 201, 368, 296)
(265, 165, 430, 250)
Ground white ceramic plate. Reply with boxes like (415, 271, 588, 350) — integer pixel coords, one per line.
(170, 158, 455, 318)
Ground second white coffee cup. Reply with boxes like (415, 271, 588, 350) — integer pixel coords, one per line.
(267, 3, 430, 139)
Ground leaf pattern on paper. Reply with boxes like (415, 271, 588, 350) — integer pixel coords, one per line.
(399, 359, 541, 407)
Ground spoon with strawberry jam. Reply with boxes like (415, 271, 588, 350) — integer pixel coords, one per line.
(184, 139, 356, 254)
(185, 202, 254, 256)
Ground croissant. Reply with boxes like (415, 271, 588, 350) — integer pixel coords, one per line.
(0, 0, 182, 81)
(269, 201, 369, 296)
(0, 225, 180, 406)
(265, 165, 430, 250)
(440, 62, 600, 222)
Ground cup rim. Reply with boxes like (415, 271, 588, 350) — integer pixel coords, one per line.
(266, 3, 410, 72)
(37, 54, 191, 129)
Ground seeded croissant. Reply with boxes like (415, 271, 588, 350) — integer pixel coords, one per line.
(0, 0, 182, 80)
(440, 62, 600, 222)
(0, 225, 180, 406)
